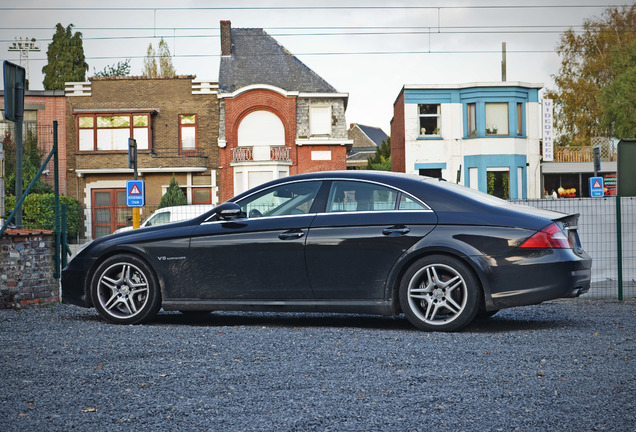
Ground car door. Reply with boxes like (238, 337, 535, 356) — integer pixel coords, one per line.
(305, 180, 437, 299)
(187, 180, 323, 300)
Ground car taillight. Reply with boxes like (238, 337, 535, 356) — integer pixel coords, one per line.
(519, 223, 571, 249)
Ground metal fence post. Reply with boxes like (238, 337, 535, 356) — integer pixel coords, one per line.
(616, 196, 623, 301)
(54, 121, 60, 278)
(61, 204, 69, 270)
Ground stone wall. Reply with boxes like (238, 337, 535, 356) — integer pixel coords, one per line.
(0, 229, 59, 309)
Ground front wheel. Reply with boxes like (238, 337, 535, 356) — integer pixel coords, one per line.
(91, 254, 161, 324)
(399, 255, 480, 331)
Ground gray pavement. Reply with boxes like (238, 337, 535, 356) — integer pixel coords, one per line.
(1, 299, 634, 431)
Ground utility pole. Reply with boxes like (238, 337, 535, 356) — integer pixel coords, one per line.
(8, 37, 40, 86)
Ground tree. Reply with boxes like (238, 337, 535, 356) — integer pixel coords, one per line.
(599, 40, 636, 139)
(42, 23, 89, 90)
(142, 43, 158, 77)
(366, 137, 391, 171)
(142, 38, 176, 77)
(157, 39, 176, 76)
(158, 176, 187, 209)
(93, 59, 131, 77)
(545, 6, 635, 146)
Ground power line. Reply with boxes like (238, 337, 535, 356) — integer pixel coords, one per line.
(17, 49, 569, 63)
(0, 4, 628, 11)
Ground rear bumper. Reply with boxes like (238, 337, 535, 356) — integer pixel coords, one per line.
(482, 249, 592, 310)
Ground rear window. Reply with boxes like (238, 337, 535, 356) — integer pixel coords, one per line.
(424, 179, 509, 207)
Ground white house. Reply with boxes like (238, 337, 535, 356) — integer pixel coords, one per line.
(391, 82, 543, 199)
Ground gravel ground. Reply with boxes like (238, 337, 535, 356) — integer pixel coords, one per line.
(1, 299, 634, 431)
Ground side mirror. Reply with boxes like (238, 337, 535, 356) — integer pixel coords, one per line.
(215, 202, 242, 220)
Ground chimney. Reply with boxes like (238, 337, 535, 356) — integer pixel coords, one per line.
(221, 21, 231, 56)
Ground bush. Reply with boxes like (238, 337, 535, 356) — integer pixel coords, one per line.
(4, 194, 82, 240)
(158, 175, 187, 209)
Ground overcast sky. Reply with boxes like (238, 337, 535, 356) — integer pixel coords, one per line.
(0, 0, 629, 132)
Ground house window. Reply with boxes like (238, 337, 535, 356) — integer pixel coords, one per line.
(179, 114, 197, 155)
(517, 103, 523, 136)
(467, 103, 477, 137)
(309, 106, 331, 136)
(487, 169, 510, 199)
(191, 174, 212, 203)
(192, 188, 211, 204)
(77, 113, 150, 152)
(418, 168, 442, 179)
(418, 104, 441, 136)
(485, 103, 509, 135)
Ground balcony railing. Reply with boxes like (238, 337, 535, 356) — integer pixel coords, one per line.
(552, 145, 617, 163)
(232, 146, 290, 162)
(270, 146, 290, 161)
(233, 147, 253, 162)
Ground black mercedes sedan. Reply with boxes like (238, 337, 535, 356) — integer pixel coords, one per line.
(62, 171, 592, 331)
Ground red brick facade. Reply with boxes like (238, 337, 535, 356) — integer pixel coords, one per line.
(390, 90, 406, 173)
(29, 94, 68, 194)
(219, 88, 347, 202)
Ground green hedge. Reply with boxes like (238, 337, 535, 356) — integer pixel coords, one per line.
(4, 194, 82, 240)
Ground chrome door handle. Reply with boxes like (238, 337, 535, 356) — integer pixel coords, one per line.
(278, 231, 305, 240)
(382, 226, 410, 235)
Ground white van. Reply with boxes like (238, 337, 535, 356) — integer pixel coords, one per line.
(114, 204, 213, 234)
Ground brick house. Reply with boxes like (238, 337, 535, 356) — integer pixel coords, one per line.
(217, 21, 352, 201)
(65, 76, 220, 239)
(1, 89, 67, 194)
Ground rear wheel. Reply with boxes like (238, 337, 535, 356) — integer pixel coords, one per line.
(91, 254, 161, 324)
(399, 255, 480, 331)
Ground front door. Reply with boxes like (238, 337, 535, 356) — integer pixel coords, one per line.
(92, 189, 131, 238)
(186, 180, 323, 300)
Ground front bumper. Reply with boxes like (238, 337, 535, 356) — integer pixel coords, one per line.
(60, 257, 94, 308)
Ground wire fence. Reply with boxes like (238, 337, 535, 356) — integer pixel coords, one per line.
(5, 186, 635, 300)
(516, 196, 635, 299)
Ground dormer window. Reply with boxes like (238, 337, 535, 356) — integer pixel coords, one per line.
(309, 105, 331, 137)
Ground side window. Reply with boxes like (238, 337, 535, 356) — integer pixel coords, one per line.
(145, 211, 171, 226)
(398, 194, 429, 210)
(237, 181, 322, 219)
(327, 181, 398, 212)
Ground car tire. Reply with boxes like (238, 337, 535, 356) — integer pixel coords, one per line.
(399, 255, 480, 331)
(91, 254, 161, 324)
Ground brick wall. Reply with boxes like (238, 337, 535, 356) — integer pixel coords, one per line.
(295, 145, 347, 175)
(0, 229, 58, 309)
(29, 94, 68, 194)
(64, 76, 220, 237)
(220, 89, 297, 201)
(391, 90, 406, 172)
